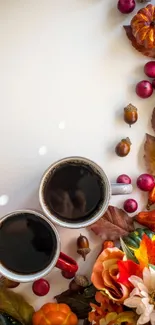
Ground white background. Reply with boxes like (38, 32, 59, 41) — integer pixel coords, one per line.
(0, 0, 155, 315)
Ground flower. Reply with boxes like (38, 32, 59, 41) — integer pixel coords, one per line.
(88, 292, 136, 325)
(134, 234, 155, 268)
(91, 247, 129, 302)
(99, 311, 137, 325)
(124, 267, 155, 325)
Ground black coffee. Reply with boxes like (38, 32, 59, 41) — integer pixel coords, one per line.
(0, 213, 57, 274)
(44, 162, 103, 221)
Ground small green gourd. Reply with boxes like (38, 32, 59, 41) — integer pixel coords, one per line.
(0, 313, 22, 325)
(123, 228, 155, 250)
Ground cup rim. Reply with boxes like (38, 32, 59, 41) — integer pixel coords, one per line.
(39, 156, 111, 229)
(0, 209, 61, 282)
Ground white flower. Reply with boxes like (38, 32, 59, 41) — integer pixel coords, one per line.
(124, 267, 155, 325)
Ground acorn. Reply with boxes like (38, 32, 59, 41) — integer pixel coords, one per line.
(77, 234, 91, 261)
(74, 275, 89, 287)
(69, 279, 82, 292)
(124, 104, 138, 127)
(115, 137, 131, 157)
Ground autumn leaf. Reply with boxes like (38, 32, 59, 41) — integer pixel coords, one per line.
(117, 260, 142, 288)
(123, 26, 155, 58)
(88, 206, 134, 241)
(135, 234, 155, 268)
(55, 285, 97, 319)
(151, 108, 155, 132)
(0, 287, 34, 325)
(144, 133, 155, 176)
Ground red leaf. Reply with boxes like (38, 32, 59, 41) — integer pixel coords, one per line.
(88, 206, 134, 241)
(117, 260, 142, 288)
(144, 133, 155, 176)
(124, 26, 155, 58)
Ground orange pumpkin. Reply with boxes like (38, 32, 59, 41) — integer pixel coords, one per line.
(131, 4, 155, 49)
(32, 303, 78, 325)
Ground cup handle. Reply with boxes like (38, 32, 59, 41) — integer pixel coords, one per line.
(111, 183, 133, 195)
(55, 252, 78, 279)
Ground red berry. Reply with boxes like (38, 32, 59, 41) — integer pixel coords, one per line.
(123, 199, 138, 213)
(116, 174, 131, 184)
(32, 279, 50, 296)
(137, 174, 155, 192)
(136, 80, 153, 98)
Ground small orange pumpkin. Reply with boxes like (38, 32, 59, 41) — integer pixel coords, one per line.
(131, 4, 155, 49)
(32, 303, 78, 325)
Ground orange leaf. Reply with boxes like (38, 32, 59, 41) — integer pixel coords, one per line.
(135, 234, 155, 267)
(136, 210, 155, 231)
(123, 26, 155, 58)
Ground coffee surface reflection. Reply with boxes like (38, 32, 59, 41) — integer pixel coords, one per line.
(44, 163, 103, 220)
(0, 213, 57, 274)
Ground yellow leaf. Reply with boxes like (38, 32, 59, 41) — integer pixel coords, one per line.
(134, 238, 149, 268)
(116, 311, 137, 325)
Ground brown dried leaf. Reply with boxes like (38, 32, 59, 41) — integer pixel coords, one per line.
(144, 133, 155, 176)
(151, 108, 155, 132)
(88, 205, 134, 241)
(123, 26, 155, 58)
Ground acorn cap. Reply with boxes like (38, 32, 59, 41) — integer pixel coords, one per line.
(121, 137, 132, 146)
(74, 275, 89, 287)
(124, 104, 137, 113)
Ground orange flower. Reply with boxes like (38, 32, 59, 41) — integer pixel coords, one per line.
(88, 293, 123, 325)
(91, 247, 129, 302)
(135, 234, 155, 268)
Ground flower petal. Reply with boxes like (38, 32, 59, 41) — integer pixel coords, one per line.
(143, 267, 151, 290)
(124, 296, 141, 308)
(130, 287, 140, 297)
(128, 275, 143, 288)
(140, 290, 148, 298)
(150, 311, 155, 325)
(136, 302, 146, 315)
(138, 313, 150, 325)
(100, 319, 106, 325)
(105, 312, 117, 324)
(149, 266, 155, 291)
(137, 282, 148, 293)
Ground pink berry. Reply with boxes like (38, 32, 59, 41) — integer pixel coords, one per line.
(116, 174, 131, 184)
(137, 174, 155, 192)
(136, 80, 153, 98)
(32, 279, 50, 296)
(124, 199, 138, 213)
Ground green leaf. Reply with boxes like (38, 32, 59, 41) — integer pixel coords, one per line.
(55, 285, 97, 320)
(0, 287, 34, 325)
(120, 238, 138, 263)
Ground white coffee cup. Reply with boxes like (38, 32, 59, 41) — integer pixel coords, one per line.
(39, 156, 132, 229)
